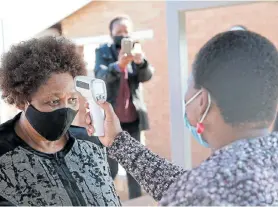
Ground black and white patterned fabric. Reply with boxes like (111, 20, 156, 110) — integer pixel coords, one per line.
(108, 131, 278, 206)
(0, 114, 121, 206)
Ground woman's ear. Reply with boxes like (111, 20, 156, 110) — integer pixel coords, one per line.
(16, 103, 27, 111)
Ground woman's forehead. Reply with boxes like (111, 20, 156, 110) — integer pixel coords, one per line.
(33, 73, 77, 97)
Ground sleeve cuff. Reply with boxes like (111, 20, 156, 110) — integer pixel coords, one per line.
(107, 131, 135, 159)
(135, 59, 148, 68)
(114, 63, 121, 72)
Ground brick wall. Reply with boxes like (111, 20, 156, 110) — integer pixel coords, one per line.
(62, 1, 278, 167)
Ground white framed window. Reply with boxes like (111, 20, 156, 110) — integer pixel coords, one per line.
(71, 29, 154, 46)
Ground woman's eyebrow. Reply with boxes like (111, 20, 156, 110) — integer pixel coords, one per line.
(39, 93, 60, 100)
(52, 92, 79, 97)
(40, 90, 79, 98)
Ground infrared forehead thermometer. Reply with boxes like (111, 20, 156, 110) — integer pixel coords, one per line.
(74, 76, 107, 137)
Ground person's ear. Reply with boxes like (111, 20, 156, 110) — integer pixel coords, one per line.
(16, 102, 28, 111)
(199, 89, 209, 116)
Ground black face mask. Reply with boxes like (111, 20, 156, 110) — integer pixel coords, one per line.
(112, 35, 125, 49)
(25, 105, 78, 141)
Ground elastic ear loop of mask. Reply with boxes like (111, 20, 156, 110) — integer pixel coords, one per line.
(185, 90, 211, 123)
(199, 93, 211, 123)
(185, 90, 203, 107)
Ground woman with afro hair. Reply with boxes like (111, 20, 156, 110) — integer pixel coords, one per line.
(0, 36, 121, 206)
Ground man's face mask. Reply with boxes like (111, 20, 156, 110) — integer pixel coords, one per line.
(184, 90, 211, 148)
(25, 104, 78, 141)
(113, 35, 129, 49)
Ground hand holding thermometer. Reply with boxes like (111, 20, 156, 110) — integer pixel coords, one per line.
(74, 76, 107, 137)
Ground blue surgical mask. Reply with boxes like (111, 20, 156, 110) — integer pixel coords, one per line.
(184, 113, 209, 147)
(184, 90, 211, 148)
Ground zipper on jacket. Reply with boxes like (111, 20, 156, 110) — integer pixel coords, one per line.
(54, 153, 86, 206)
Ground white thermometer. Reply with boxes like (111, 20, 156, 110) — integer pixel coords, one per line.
(74, 76, 107, 137)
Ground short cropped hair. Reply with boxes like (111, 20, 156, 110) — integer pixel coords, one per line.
(193, 30, 278, 127)
(0, 36, 86, 106)
(109, 15, 132, 33)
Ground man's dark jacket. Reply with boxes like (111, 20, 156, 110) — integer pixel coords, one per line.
(94, 43, 154, 130)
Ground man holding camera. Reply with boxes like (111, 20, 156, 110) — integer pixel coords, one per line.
(94, 15, 154, 199)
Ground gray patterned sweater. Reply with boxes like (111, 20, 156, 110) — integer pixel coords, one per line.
(108, 131, 278, 206)
(0, 114, 121, 206)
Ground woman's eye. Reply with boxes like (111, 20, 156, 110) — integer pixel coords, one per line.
(69, 98, 78, 104)
(49, 100, 60, 105)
